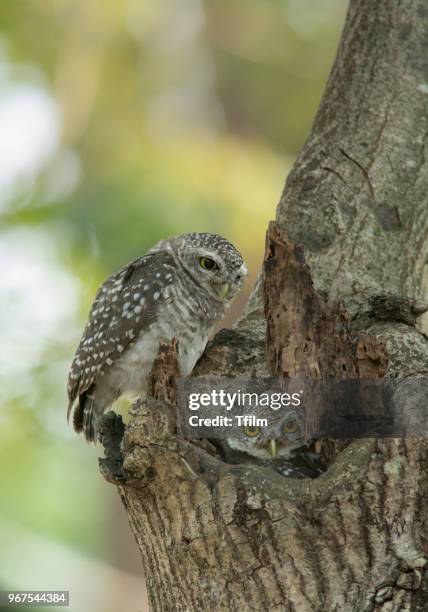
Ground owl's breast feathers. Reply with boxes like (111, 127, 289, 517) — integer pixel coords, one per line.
(67, 250, 178, 419)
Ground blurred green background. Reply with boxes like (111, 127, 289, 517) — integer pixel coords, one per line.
(0, 1, 347, 610)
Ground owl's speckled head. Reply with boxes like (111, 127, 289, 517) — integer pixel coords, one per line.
(162, 232, 247, 303)
(226, 409, 305, 460)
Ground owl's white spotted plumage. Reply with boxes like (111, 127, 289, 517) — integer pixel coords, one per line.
(67, 233, 247, 442)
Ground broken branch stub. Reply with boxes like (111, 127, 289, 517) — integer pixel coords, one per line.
(263, 221, 358, 378)
(263, 221, 388, 460)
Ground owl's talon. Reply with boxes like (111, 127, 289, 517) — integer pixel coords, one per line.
(98, 410, 125, 445)
(98, 411, 125, 484)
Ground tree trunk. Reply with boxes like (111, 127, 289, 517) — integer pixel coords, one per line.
(100, 0, 428, 609)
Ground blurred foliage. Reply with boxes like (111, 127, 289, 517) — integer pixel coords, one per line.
(0, 0, 347, 609)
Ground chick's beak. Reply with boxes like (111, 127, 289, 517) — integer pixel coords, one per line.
(268, 439, 278, 459)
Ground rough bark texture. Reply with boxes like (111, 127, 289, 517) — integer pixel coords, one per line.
(264, 222, 358, 380)
(263, 221, 388, 465)
(100, 0, 428, 610)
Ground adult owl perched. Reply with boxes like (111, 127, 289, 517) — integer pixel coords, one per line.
(67, 232, 247, 443)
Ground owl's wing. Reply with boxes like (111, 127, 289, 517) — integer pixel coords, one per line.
(67, 249, 177, 418)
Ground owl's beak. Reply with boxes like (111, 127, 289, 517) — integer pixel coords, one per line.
(215, 282, 230, 300)
(267, 439, 278, 459)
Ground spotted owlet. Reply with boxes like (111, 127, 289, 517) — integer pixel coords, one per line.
(219, 410, 323, 479)
(67, 233, 247, 442)
(226, 407, 305, 460)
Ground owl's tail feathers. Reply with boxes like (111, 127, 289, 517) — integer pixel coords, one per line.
(67, 389, 98, 443)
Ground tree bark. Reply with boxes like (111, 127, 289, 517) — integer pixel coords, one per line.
(100, 0, 428, 610)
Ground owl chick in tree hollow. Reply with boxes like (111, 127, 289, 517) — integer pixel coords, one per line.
(230, 414, 324, 479)
(219, 410, 323, 479)
(226, 407, 304, 460)
(67, 233, 247, 442)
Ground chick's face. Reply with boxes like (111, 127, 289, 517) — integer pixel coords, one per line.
(226, 409, 304, 460)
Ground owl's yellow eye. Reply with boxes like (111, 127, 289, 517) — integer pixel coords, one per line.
(244, 425, 261, 437)
(283, 419, 300, 434)
(199, 257, 219, 270)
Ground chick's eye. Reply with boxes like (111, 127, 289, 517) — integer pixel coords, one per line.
(199, 257, 218, 270)
(244, 425, 260, 438)
(283, 419, 300, 434)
